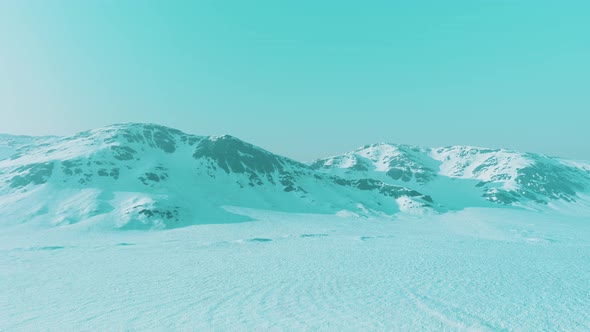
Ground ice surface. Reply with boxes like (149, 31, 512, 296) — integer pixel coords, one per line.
(1, 208, 589, 330)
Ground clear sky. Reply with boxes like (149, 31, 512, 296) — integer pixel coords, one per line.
(0, 1, 588, 161)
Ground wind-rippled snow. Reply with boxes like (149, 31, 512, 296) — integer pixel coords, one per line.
(1, 208, 589, 331)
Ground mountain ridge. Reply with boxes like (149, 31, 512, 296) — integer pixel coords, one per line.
(3, 123, 589, 164)
(0, 123, 436, 229)
(0, 123, 588, 230)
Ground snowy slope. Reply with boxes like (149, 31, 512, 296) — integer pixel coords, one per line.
(2, 126, 588, 330)
(311, 143, 590, 210)
(1, 124, 588, 230)
(0, 134, 57, 160)
(0, 124, 433, 229)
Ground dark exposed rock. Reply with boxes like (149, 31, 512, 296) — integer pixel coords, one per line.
(9, 162, 54, 188)
(111, 146, 137, 161)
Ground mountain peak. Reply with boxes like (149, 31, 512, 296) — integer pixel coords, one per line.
(313, 142, 590, 208)
(0, 123, 588, 230)
(0, 123, 440, 229)
(209, 134, 238, 141)
(94, 122, 184, 132)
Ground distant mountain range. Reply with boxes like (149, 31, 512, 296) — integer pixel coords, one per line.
(1, 123, 588, 230)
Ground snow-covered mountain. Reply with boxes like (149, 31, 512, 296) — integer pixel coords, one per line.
(1, 124, 588, 230)
(0, 134, 57, 160)
(0, 124, 433, 230)
(311, 143, 590, 211)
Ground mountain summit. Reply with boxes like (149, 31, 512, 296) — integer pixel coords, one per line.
(0, 124, 433, 229)
(1, 124, 588, 230)
(311, 143, 590, 209)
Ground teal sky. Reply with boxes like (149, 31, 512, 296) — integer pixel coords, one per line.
(1, 1, 588, 161)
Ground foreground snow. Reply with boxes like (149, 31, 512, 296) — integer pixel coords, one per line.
(1, 208, 589, 331)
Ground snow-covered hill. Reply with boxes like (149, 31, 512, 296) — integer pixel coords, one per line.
(311, 143, 590, 211)
(0, 124, 434, 229)
(0, 134, 57, 160)
(1, 124, 588, 230)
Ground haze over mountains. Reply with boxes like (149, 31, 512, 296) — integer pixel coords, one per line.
(0, 123, 588, 230)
